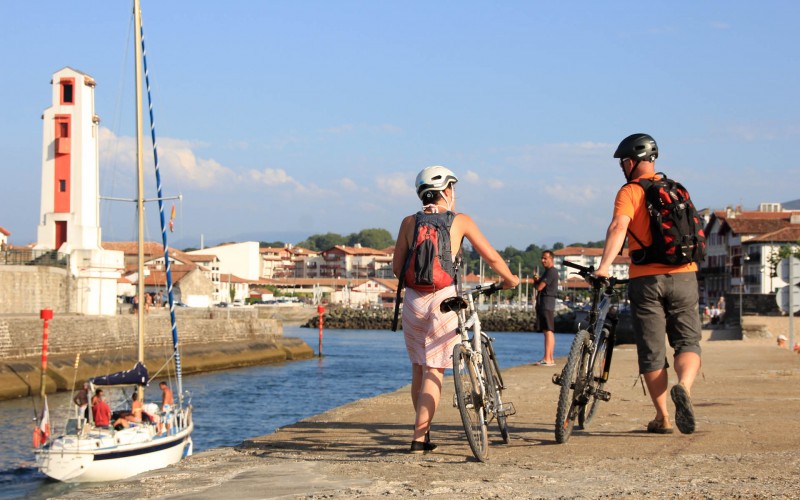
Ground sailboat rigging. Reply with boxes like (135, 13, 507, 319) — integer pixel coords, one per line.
(34, 0, 194, 482)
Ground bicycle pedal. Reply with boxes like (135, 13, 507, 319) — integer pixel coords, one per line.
(596, 389, 612, 402)
(497, 402, 516, 417)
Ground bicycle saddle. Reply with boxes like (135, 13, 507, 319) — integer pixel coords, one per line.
(439, 297, 468, 313)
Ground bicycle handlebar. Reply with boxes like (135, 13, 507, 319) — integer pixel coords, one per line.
(465, 282, 503, 297)
(563, 260, 629, 289)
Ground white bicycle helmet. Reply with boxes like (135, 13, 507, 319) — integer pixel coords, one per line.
(415, 165, 458, 200)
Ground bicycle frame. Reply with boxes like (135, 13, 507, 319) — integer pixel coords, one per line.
(443, 282, 511, 460)
(554, 261, 628, 443)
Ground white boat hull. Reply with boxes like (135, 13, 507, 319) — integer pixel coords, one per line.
(36, 420, 193, 482)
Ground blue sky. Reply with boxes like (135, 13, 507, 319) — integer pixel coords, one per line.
(1, 1, 798, 250)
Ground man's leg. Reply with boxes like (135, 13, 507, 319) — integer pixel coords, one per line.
(544, 329, 555, 363)
(674, 351, 701, 393)
(642, 368, 670, 422)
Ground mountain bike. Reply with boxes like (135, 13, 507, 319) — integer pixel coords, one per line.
(552, 261, 628, 443)
(440, 283, 515, 462)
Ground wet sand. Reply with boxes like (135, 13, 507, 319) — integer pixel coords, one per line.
(58, 323, 800, 499)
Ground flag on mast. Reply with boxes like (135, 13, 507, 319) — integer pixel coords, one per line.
(169, 203, 176, 232)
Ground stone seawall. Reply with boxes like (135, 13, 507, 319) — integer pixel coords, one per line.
(0, 307, 315, 400)
(302, 307, 637, 343)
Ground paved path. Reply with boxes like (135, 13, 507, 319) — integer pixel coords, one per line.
(62, 329, 800, 499)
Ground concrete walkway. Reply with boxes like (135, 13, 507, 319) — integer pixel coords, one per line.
(61, 326, 800, 499)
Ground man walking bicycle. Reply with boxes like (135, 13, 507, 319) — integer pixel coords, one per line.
(594, 133, 702, 435)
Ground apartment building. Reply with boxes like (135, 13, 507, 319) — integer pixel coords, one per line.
(701, 204, 800, 305)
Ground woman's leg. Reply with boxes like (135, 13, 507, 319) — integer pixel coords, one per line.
(412, 367, 445, 442)
(410, 363, 423, 410)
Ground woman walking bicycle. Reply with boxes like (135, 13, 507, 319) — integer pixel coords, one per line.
(392, 165, 518, 454)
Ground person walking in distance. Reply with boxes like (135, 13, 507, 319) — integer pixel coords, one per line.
(594, 133, 703, 435)
(533, 250, 558, 366)
(393, 165, 519, 454)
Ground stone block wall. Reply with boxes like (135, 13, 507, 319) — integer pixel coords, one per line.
(0, 266, 73, 314)
(0, 309, 282, 359)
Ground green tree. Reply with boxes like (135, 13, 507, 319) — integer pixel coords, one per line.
(297, 233, 347, 251)
(346, 228, 395, 249)
(259, 241, 286, 248)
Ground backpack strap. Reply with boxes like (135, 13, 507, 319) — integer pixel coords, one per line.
(623, 174, 660, 259)
(391, 213, 423, 332)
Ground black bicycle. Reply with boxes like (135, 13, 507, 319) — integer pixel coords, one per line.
(552, 261, 628, 443)
(440, 283, 515, 461)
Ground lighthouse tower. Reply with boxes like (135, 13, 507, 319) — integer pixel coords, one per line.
(36, 67, 123, 315)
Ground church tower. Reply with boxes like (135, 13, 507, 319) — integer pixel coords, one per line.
(36, 68, 122, 315)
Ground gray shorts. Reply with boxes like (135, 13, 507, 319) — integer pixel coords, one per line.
(628, 272, 702, 374)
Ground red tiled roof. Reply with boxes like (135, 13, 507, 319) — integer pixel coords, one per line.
(747, 225, 800, 243)
(323, 245, 389, 256)
(725, 218, 791, 236)
(0, 226, 10, 236)
(554, 246, 605, 257)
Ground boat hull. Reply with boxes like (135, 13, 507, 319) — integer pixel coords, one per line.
(36, 423, 193, 482)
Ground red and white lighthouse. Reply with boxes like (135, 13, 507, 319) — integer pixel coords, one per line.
(36, 67, 123, 316)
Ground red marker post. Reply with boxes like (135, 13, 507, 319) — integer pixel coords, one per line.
(317, 304, 325, 357)
(39, 309, 53, 397)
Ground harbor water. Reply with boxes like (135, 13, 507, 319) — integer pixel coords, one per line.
(0, 326, 573, 499)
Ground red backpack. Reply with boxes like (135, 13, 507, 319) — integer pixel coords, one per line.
(391, 211, 459, 331)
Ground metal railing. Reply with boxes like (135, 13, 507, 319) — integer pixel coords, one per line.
(0, 248, 69, 269)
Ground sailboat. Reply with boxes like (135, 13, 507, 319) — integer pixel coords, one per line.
(34, 0, 194, 482)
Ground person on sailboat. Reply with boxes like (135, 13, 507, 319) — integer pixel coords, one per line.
(113, 392, 143, 429)
(92, 389, 111, 428)
(73, 382, 89, 419)
(159, 381, 173, 411)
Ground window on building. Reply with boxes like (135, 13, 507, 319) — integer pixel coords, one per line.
(59, 179, 66, 192)
(59, 122, 69, 138)
(61, 81, 74, 104)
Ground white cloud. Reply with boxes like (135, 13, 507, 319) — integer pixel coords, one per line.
(246, 168, 305, 191)
(338, 177, 359, 191)
(710, 21, 731, 30)
(376, 173, 412, 196)
(99, 127, 235, 189)
(463, 170, 480, 184)
(544, 183, 600, 204)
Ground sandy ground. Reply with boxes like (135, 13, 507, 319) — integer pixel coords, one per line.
(59, 320, 800, 499)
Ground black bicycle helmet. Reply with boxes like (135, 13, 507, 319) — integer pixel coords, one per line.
(613, 133, 658, 161)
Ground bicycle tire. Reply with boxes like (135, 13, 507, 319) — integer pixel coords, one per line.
(555, 330, 591, 444)
(482, 339, 509, 443)
(452, 343, 489, 461)
(580, 327, 611, 428)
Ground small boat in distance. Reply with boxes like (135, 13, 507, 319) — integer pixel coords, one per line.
(34, 0, 194, 482)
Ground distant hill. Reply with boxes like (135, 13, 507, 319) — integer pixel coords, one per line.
(782, 198, 800, 210)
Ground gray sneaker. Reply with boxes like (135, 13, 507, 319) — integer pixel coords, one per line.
(670, 383, 695, 434)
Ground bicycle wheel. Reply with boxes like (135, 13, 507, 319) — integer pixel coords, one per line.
(579, 328, 610, 428)
(555, 330, 591, 444)
(482, 339, 509, 443)
(452, 343, 489, 461)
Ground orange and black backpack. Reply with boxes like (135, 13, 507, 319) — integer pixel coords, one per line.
(627, 172, 706, 266)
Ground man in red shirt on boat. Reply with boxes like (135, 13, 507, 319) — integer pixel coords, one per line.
(92, 389, 111, 427)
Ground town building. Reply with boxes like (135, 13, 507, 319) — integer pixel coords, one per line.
(701, 204, 800, 306)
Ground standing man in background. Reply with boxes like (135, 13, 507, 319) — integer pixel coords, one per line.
(533, 250, 558, 366)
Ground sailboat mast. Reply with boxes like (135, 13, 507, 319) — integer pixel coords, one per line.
(134, 0, 146, 384)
